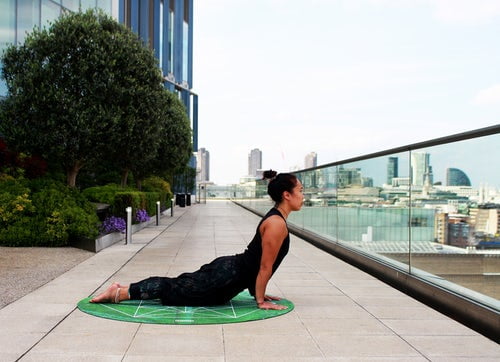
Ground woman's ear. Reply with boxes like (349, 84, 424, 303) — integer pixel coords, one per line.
(282, 191, 291, 201)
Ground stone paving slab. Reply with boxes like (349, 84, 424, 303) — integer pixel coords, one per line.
(0, 201, 498, 362)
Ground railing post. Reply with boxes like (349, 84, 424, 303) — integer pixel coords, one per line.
(126, 206, 132, 244)
(171, 198, 174, 217)
(156, 201, 160, 226)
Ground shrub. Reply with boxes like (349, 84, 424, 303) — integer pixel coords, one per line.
(143, 192, 160, 217)
(112, 192, 142, 220)
(112, 191, 159, 223)
(0, 177, 99, 246)
(142, 176, 173, 210)
(0, 179, 34, 226)
(82, 184, 133, 205)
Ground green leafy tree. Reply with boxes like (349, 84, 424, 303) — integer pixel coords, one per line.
(0, 10, 166, 187)
(132, 90, 193, 189)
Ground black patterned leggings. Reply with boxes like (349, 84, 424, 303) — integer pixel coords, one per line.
(129, 276, 164, 300)
(128, 256, 247, 306)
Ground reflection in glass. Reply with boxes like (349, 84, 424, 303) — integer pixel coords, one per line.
(0, 0, 15, 46)
(80, 0, 97, 11)
(17, 0, 39, 44)
(41, 0, 61, 28)
(62, 0, 79, 12)
(182, 20, 188, 82)
(97, 0, 112, 13)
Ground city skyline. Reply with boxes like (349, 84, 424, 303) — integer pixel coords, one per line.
(200, 131, 499, 189)
(194, 1, 500, 185)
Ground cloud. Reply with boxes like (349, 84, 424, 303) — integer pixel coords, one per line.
(431, 0, 500, 25)
(359, 0, 500, 25)
(472, 84, 500, 106)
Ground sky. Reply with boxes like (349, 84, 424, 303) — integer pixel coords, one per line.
(193, 0, 500, 185)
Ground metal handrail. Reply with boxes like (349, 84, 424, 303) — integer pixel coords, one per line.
(300, 124, 500, 173)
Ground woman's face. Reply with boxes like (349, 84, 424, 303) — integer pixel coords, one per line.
(287, 180, 304, 211)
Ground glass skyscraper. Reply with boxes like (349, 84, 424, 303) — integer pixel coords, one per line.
(411, 152, 432, 186)
(0, 0, 197, 151)
(387, 156, 398, 185)
(446, 167, 471, 186)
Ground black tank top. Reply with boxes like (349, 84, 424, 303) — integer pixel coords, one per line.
(239, 208, 290, 296)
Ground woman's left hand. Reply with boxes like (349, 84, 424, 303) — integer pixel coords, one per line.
(258, 300, 288, 310)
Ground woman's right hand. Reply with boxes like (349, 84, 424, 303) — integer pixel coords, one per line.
(257, 300, 288, 310)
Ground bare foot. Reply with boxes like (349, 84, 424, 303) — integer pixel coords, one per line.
(90, 282, 121, 303)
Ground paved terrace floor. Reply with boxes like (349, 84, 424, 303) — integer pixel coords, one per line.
(1, 200, 499, 361)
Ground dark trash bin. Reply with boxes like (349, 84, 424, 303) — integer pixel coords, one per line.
(176, 193, 185, 207)
(186, 193, 191, 206)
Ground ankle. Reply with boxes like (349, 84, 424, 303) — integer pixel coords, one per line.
(119, 287, 130, 302)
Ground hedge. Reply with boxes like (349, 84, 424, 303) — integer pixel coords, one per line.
(0, 177, 99, 246)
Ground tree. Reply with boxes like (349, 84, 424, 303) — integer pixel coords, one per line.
(131, 90, 193, 189)
(0, 10, 166, 187)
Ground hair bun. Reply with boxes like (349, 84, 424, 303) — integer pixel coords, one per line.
(262, 169, 278, 180)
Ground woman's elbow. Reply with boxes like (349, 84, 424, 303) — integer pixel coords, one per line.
(258, 264, 273, 275)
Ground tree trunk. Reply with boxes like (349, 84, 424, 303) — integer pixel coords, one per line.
(121, 169, 129, 188)
(136, 179, 142, 191)
(66, 161, 83, 187)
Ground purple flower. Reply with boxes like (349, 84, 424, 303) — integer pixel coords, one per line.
(135, 209, 150, 223)
(100, 216, 126, 234)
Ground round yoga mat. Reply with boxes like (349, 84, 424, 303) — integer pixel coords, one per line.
(78, 291, 293, 325)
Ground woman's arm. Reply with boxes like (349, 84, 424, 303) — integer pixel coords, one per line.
(254, 215, 288, 310)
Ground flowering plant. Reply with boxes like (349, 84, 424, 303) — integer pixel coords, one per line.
(100, 216, 126, 234)
(135, 209, 150, 223)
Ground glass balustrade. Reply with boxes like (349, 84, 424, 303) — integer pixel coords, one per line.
(206, 126, 500, 312)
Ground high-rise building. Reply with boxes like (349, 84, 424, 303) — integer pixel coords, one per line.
(0, 0, 197, 152)
(248, 148, 262, 177)
(196, 148, 210, 182)
(411, 152, 432, 186)
(305, 152, 317, 169)
(337, 166, 362, 187)
(387, 157, 398, 185)
(446, 168, 471, 186)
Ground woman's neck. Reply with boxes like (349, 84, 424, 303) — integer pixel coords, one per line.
(276, 205, 289, 219)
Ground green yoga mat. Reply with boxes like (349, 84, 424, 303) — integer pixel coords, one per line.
(78, 291, 293, 325)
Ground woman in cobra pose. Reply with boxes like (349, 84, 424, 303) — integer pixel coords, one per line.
(91, 170, 303, 310)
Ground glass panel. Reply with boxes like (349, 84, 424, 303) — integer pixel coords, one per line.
(409, 134, 500, 303)
(168, 7, 174, 73)
(0, 0, 15, 46)
(334, 155, 411, 270)
(0, 0, 15, 96)
(159, 0, 163, 67)
(96, 0, 111, 13)
(182, 20, 188, 82)
(80, 0, 97, 11)
(17, 0, 40, 44)
(41, 0, 61, 28)
(62, 0, 79, 11)
(294, 166, 337, 237)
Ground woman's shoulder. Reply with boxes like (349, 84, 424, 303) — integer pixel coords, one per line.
(263, 207, 284, 219)
(259, 209, 287, 234)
